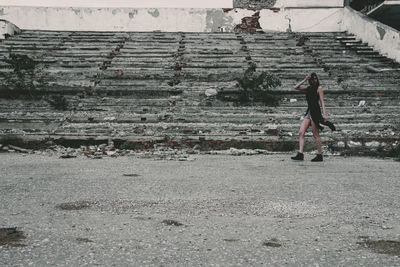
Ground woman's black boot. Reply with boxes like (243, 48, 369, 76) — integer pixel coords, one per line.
(311, 154, 323, 162)
(321, 120, 336, 131)
(291, 152, 304, 161)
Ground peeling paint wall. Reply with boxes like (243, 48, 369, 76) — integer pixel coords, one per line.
(0, 6, 344, 33)
(0, 19, 20, 39)
(0, 7, 219, 32)
(233, 0, 344, 8)
(233, 0, 277, 8)
(0, 0, 234, 8)
(342, 7, 400, 62)
(275, 0, 344, 8)
(205, 9, 235, 32)
(259, 8, 344, 32)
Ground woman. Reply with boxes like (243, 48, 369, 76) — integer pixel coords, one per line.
(291, 73, 335, 162)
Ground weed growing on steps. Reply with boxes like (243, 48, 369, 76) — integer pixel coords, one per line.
(1, 47, 71, 110)
(1, 47, 47, 98)
(46, 95, 69, 110)
(237, 63, 281, 105)
(219, 63, 281, 105)
(387, 143, 400, 161)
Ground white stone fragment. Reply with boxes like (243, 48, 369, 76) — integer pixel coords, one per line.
(205, 89, 218, 97)
(104, 116, 116, 121)
(358, 100, 366, 107)
(348, 141, 362, 147)
(365, 141, 381, 147)
(337, 141, 345, 148)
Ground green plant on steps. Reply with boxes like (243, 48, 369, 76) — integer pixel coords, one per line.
(1, 47, 47, 98)
(235, 63, 282, 105)
(387, 143, 400, 161)
(46, 95, 69, 111)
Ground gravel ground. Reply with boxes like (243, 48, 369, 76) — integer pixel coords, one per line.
(0, 152, 399, 266)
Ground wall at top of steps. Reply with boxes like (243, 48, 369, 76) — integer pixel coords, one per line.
(0, 19, 20, 39)
(0, 0, 344, 8)
(0, 0, 233, 8)
(0, 5, 344, 32)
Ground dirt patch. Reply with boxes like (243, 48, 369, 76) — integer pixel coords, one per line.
(224, 238, 240, 242)
(262, 239, 282, 247)
(56, 201, 93, 211)
(122, 174, 141, 177)
(162, 219, 184, 226)
(134, 216, 152, 221)
(0, 227, 26, 247)
(76, 237, 93, 243)
(358, 238, 400, 256)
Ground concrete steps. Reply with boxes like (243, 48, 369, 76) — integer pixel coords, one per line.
(0, 30, 399, 149)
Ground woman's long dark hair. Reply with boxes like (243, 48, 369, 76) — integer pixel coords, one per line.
(308, 72, 320, 90)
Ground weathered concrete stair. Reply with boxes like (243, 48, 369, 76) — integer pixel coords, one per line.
(0, 30, 399, 150)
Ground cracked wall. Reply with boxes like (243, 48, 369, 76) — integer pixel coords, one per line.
(0, 19, 20, 39)
(233, 0, 277, 9)
(205, 10, 234, 32)
(0, 6, 344, 33)
(233, 0, 344, 8)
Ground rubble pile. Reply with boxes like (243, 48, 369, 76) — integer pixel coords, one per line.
(0, 142, 198, 161)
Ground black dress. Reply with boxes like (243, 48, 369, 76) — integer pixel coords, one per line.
(305, 85, 336, 131)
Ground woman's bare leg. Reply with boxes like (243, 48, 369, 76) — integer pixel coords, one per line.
(298, 119, 311, 153)
(311, 121, 322, 154)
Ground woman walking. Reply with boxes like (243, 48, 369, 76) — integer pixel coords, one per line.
(291, 73, 335, 162)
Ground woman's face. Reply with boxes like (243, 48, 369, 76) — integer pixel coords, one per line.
(310, 75, 318, 85)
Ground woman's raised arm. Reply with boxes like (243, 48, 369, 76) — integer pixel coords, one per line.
(294, 74, 310, 91)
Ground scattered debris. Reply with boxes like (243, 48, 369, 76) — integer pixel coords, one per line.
(365, 65, 392, 73)
(7, 145, 32, 154)
(348, 141, 362, 147)
(104, 116, 116, 121)
(114, 69, 124, 78)
(207, 148, 267, 156)
(266, 129, 279, 135)
(365, 141, 382, 147)
(205, 89, 218, 97)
